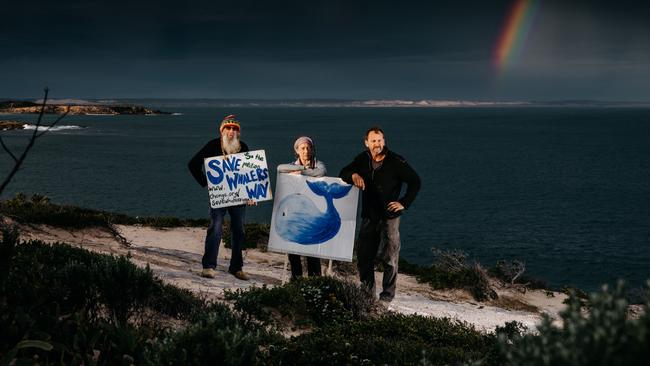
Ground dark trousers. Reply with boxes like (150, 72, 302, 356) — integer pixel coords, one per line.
(289, 254, 322, 278)
(202, 204, 246, 273)
(356, 217, 401, 300)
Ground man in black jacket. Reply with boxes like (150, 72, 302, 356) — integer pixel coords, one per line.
(188, 114, 252, 281)
(339, 126, 420, 302)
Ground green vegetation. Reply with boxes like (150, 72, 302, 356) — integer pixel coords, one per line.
(398, 248, 497, 301)
(488, 259, 548, 290)
(3, 195, 650, 365)
(0, 225, 502, 365)
(0, 193, 269, 249)
(223, 220, 270, 250)
(497, 281, 650, 366)
(398, 249, 553, 301)
(0, 193, 207, 228)
(225, 276, 375, 328)
(0, 224, 274, 365)
(2, 221, 650, 365)
(269, 314, 501, 365)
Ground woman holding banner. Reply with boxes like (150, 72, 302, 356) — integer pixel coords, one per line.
(277, 136, 327, 278)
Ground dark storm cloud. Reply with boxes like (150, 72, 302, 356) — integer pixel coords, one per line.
(2, 0, 508, 60)
(1, 0, 649, 99)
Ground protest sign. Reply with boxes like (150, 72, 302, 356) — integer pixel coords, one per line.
(268, 174, 358, 262)
(204, 150, 273, 208)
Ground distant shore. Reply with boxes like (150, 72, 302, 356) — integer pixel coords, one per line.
(0, 100, 171, 115)
(0, 120, 24, 130)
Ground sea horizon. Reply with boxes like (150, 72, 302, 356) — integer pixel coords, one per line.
(3, 97, 650, 109)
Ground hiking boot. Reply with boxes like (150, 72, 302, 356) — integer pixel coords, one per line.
(230, 270, 250, 281)
(201, 268, 216, 278)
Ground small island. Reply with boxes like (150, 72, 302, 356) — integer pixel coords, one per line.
(0, 100, 171, 115)
(0, 120, 25, 130)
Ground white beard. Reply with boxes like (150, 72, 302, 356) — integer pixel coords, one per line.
(222, 134, 241, 155)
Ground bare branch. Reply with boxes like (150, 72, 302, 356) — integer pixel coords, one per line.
(0, 87, 67, 196)
(510, 260, 526, 285)
(431, 247, 468, 273)
(0, 136, 18, 163)
(30, 88, 49, 139)
(106, 223, 132, 247)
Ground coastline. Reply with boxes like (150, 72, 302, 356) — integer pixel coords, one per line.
(0, 100, 171, 115)
(15, 220, 569, 332)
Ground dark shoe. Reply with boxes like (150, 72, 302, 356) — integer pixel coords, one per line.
(231, 270, 250, 281)
(201, 268, 216, 278)
(379, 293, 394, 303)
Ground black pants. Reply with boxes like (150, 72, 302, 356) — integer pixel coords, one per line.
(356, 217, 401, 300)
(289, 254, 322, 278)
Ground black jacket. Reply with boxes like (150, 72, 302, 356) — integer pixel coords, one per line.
(339, 149, 420, 219)
(188, 138, 250, 187)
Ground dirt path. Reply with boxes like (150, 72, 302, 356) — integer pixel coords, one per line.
(18, 223, 568, 332)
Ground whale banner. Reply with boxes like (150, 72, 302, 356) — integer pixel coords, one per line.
(203, 150, 273, 208)
(268, 174, 359, 262)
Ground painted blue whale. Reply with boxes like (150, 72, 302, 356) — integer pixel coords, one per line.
(275, 180, 353, 244)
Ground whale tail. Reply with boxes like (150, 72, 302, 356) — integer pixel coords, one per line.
(306, 180, 353, 199)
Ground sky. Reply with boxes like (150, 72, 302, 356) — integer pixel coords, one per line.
(1, 0, 649, 100)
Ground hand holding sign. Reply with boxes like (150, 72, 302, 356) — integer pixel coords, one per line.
(204, 149, 273, 208)
(268, 174, 359, 262)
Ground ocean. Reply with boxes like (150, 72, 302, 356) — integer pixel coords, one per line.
(2, 105, 649, 291)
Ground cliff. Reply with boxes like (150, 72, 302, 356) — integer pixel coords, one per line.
(11, 220, 568, 332)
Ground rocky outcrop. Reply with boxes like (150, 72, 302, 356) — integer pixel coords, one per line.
(0, 120, 25, 130)
(0, 101, 171, 115)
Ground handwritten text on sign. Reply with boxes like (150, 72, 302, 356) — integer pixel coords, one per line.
(204, 150, 273, 208)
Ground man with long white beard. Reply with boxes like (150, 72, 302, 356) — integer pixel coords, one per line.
(188, 114, 253, 280)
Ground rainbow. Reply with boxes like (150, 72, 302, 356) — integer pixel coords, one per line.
(494, 0, 540, 74)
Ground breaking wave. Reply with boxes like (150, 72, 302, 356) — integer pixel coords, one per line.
(22, 124, 85, 132)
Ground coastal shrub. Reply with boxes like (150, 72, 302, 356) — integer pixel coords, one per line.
(398, 249, 497, 301)
(225, 276, 375, 328)
(498, 281, 650, 366)
(0, 239, 132, 362)
(489, 260, 548, 290)
(3, 240, 209, 324)
(221, 221, 270, 250)
(268, 313, 496, 365)
(0, 238, 267, 365)
(0, 193, 208, 229)
(225, 284, 305, 325)
(145, 303, 272, 366)
(0, 193, 272, 250)
(333, 258, 358, 276)
(148, 281, 207, 320)
(0, 223, 19, 290)
(489, 259, 525, 284)
(561, 285, 589, 299)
